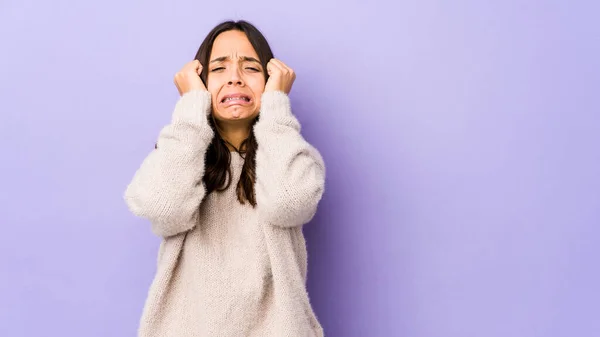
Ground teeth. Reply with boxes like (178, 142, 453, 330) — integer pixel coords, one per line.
(225, 97, 248, 102)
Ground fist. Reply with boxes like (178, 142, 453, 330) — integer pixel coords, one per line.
(264, 59, 296, 94)
(174, 60, 207, 96)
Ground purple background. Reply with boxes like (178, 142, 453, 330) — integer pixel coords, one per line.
(1, 1, 599, 336)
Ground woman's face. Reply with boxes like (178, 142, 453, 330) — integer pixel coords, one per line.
(207, 30, 266, 124)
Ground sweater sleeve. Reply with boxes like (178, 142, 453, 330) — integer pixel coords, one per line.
(124, 90, 214, 237)
(253, 91, 326, 228)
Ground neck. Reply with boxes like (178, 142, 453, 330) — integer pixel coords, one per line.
(216, 121, 252, 152)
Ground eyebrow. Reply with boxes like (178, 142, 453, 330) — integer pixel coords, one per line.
(210, 56, 261, 64)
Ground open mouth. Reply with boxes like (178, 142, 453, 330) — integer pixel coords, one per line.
(221, 95, 251, 104)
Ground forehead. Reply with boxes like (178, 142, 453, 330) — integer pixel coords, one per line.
(211, 30, 259, 59)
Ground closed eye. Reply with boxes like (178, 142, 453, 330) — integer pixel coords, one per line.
(246, 67, 260, 72)
(211, 67, 225, 72)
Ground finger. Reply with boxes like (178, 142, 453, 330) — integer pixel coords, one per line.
(267, 59, 284, 74)
(269, 58, 285, 70)
(266, 60, 278, 76)
(188, 60, 201, 72)
(271, 59, 291, 73)
(191, 62, 203, 76)
(273, 60, 294, 78)
(275, 58, 288, 68)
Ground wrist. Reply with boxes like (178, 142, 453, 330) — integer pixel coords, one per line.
(173, 90, 213, 124)
(259, 91, 291, 119)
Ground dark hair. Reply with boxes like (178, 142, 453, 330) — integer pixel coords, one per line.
(194, 20, 274, 207)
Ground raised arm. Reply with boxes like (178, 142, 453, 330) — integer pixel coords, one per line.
(254, 90, 325, 228)
(124, 89, 214, 237)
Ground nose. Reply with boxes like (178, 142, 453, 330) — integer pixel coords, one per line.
(227, 65, 244, 86)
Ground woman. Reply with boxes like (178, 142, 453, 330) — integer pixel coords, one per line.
(124, 20, 326, 336)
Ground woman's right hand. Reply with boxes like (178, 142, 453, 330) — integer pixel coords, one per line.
(174, 60, 207, 96)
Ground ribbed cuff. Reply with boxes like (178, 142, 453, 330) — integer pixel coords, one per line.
(171, 90, 212, 126)
(259, 91, 292, 122)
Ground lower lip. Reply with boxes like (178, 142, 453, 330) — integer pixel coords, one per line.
(221, 99, 252, 107)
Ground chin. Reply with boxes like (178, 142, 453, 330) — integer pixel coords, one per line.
(214, 107, 257, 123)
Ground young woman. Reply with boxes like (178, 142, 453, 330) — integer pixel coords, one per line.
(124, 20, 326, 336)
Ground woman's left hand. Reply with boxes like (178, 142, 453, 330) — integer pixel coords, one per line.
(264, 58, 296, 94)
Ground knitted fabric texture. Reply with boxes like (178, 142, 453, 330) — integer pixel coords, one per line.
(124, 90, 325, 336)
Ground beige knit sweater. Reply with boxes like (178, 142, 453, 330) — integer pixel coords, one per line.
(124, 90, 326, 336)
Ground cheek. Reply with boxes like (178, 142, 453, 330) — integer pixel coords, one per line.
(248, 77, 266, 97)
(206, 75, 219, 92)
(206, 77, 221, 103)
